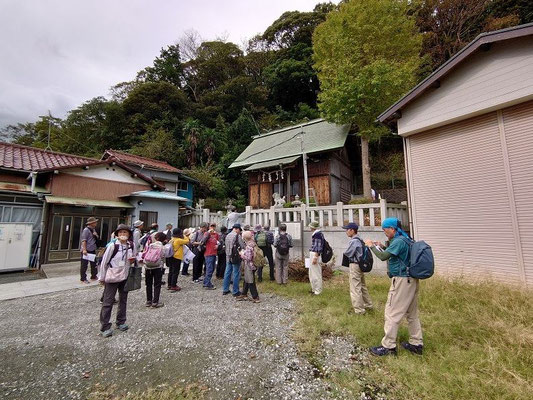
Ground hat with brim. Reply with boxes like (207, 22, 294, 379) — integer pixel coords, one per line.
(114, 224, 132, 237)
(308, 221, 319, 229)
(86, 217, 98, 225)
(133, 220, 143, 227)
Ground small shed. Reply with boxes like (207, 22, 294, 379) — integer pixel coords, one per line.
(230, 119, 361, 208)
(378, 23, 533, 287)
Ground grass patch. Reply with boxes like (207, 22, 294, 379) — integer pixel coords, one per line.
(88, 383, 207, 400)
(261, 273, 533, 400)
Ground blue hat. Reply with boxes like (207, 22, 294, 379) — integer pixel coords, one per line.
(232, 223, 242, 230)
(342, 222, 359, 230)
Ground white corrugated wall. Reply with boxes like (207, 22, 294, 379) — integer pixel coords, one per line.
(407, 111, 523, 285)
(501, 100, 533, 286)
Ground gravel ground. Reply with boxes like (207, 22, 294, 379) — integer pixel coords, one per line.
(0, 277, 351, 400)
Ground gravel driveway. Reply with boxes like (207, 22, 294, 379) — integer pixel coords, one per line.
(0, 277, 348, 400)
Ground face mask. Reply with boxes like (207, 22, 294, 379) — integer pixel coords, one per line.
(118, 235, 128, 241)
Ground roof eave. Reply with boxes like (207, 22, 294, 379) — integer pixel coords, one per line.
(377, 22, 533, 124)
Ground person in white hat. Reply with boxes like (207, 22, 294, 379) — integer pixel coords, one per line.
(132, 220, 144, 255)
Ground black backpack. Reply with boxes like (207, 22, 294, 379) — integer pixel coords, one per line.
(321, 239, 334, 263)
(354, 237, 373, 273)
(217, 233, 227, 255)
(229, 236, 241, 264)
(277, 234, 290, 256)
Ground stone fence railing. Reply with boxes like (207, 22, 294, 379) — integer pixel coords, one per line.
(180, 199, 408, 230)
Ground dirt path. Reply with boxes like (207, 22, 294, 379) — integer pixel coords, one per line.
(0, 278, 344, 400)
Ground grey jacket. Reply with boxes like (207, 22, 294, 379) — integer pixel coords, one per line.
(225, 230, 245, 263)
(344, 235, 363, 263)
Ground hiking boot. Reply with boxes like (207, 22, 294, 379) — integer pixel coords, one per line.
(252, 298, 261, 303)
(145, 301, 152, 307)
(100, 329, 113, 338)
(401, 342, 423, 355)
(369, 346, 397, 356)
(236, 295, 248, 301)
(116, 323, 129, 332)
(222, 291, 231, 295)
(152, 302, 165, 308)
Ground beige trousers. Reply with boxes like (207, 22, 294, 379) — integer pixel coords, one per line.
(275, 253, 289, 284)
(308, 251, 323, 294)
(349, 263, 373, 313)
(382, 277, 423, 349)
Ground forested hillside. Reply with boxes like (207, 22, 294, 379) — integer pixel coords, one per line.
(2, 0, 531, 207)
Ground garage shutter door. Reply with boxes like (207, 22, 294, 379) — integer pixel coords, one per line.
(408, 112, 521, 285)
(502, 100, 533, 287)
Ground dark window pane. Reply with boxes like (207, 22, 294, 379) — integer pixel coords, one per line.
(111, 218, 119, 233)
(72, 217, 82, 250)
(101, 218, 110, 243)
(50, 216, 61, 251)
(291, 181, 300, 197)
(139, 211, 158, 227)
(60, 217, 72, 250)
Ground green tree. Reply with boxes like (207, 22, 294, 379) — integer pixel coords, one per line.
(130, 127, 185, 167)
(122, 81, 189, 145)
(416, 0, 533, 72)
(259, 4, 334, 113)
(61, 97, 126, 156)
(137, 44, 183, 87)
(313, 0, 422, 198)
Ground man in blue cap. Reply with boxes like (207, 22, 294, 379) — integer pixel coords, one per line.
(365, 217, 423, 356)
(343, 222, 373, 314)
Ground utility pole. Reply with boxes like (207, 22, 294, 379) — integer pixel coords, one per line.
(45, 110, 52, 151)
(299, 125, 310, 208)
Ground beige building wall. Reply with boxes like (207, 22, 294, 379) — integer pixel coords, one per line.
(398, 36, 533, 136)
(405, 100, 533, 287)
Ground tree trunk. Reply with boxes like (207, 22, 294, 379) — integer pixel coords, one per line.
(361, 136, 372, 199)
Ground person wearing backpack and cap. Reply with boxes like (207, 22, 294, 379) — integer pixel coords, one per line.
(98, 224, 136, 337)
(222, 223, 245, 297)
(80, 217, 99, 283)
(142, 232, 168, 308)
(343, 222, 373, 315)
(308, 221, 324, 295)
(365, 217, 423, 356)
(274, 223, 292, 284)
(254, 225, 268, 282)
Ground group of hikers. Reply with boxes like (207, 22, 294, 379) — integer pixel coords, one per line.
(80, 213, 424, 357)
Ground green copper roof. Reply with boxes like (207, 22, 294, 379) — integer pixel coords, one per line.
(229, 119, 350, 169)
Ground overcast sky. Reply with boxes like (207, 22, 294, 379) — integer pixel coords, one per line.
(0, 0, 325, 128)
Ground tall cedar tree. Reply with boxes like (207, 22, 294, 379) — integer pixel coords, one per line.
(313, 0, 422, 198)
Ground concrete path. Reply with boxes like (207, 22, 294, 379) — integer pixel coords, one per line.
(0, 275, 98, 301)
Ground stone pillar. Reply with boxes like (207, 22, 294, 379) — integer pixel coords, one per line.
(380, 198, 387, 223)
(336, 202, 344, 227)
